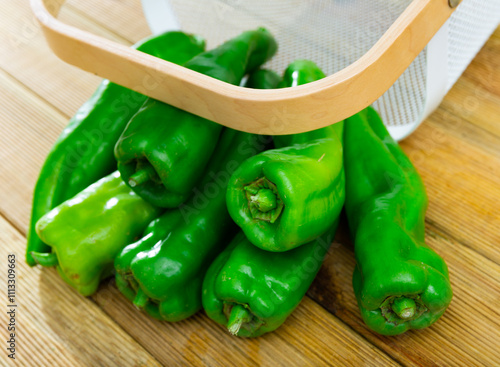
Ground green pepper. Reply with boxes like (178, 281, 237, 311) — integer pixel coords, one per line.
(244, 68, 281, 89)
(114, 28, 278, 208)
(202, 220, 339, 338)
(226, 60, 344, 252)
(114, 127, 266, 322)
(31, 171, 161, 296)
(344, 107, 453, 335)
(26, 31, 206, 266)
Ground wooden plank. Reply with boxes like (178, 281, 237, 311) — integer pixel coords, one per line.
(0, 69, 69, 230)
(426, 105, 500, 157)
(440, 77, 500, 139)
(461, 30, 500, 99)
(439, 27, 500, 138)
(66, 0, 151, 43)
(0, 0, 125, 117)
(308, 220, 500, 367)
(400, 121, 500, 264)
(0, 216, 161, 366)
(92, 280, 400, 367)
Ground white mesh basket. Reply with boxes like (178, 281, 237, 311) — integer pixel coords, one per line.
(142, 0, 500, 140)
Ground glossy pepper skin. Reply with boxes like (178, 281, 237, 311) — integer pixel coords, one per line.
(114, 28, 278, 208)
(202, 220, 339, 338)
(244, 68, 281, 89)
(32, 171, 162, 296)
(226, 60, 345, 252)
(26, 32, 206, 266)
(114, 128, 266, 322)
(344, 107, 452, 335)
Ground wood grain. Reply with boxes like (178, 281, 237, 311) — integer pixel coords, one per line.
(403, 119, 500, 264)
(66, 0, 151, 43)
(0, 0, 499, 365)
(0, 0, 115, 117)
(0, 216, 161, 366)
(92, 280, 400, 367)
(0, 68, 68, 230)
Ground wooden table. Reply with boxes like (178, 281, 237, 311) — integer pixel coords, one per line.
(1, 1, 499, 366)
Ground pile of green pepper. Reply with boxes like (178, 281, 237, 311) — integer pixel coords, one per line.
(27, 28, 452, 339)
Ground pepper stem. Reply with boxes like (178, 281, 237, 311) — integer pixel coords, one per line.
(30, 252, 58, 267)
(227, 304, 252, 336)
(250, 189, 277, 212)
(391, 297, 416, 319)
(133, 288, 149, 309)
(244, 177, 284, 224)
(128, 165, 157, 187)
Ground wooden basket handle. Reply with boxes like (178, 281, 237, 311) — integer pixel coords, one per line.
(30, 0, 457, 135)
